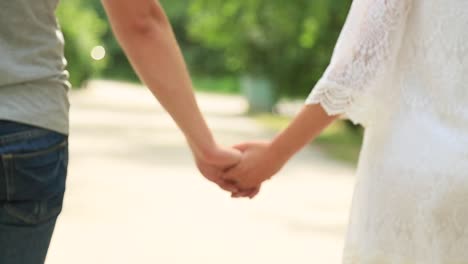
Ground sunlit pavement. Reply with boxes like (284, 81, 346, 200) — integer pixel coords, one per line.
(46, 80, 356, 264)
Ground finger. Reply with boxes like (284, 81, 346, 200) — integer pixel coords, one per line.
(242, 187, 259, 198)
(222, 162, 240, 173)
(231, 191, 246, 198)
(231, 187, 258, 198)
(221, 147, 243, 160)
(221, 165, 243, 181)
(224, 178, 238, 186)
(248, 187, 261, 199)
(231, 192, 242, 198)
(222, 166, 257, 191)
(215, 179, 239, 193)
(231, 142, 253, 152)
(231, 191, 249, 198)
(213, 147, 242, 167)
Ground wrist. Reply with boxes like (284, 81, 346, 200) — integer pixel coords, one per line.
(188, 137, 218, 163)
(266, 141, 291, 169)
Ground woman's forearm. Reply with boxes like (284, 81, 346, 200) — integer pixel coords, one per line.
(102, 0, 216, 159)
(268, 103, 338, 164)
(220, 103, 338, 193)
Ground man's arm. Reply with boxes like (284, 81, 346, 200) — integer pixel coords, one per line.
(101, 0, 226, 162)
(101, 0, 242, 192)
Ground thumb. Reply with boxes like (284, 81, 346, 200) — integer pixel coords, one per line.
(232, 142, 254, 152)
(211, 146, 242, 168)
(221, 164, 242, 182)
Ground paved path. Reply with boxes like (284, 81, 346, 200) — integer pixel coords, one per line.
(46, 80, 357, 264)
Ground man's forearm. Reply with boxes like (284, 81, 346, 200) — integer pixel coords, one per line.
(101, 0, 216, 159)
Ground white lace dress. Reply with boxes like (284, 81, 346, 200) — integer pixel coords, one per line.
(305, 0, 468, 263)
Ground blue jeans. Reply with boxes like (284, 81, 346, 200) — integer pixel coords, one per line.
(0, 121, 68, 264)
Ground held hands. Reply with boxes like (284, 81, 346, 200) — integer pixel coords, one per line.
(222, 141, 287, 199)
(193, 145, 243, 193)
(193, 141, 286, 199)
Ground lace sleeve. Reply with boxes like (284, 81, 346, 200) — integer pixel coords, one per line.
(305, 0, 412, 126)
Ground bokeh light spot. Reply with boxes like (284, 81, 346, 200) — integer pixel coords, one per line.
(91, 45, 106, 61)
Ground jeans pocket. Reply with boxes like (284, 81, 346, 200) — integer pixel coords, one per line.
(8, 139, 68, 201)
(2, 139, 68, 224)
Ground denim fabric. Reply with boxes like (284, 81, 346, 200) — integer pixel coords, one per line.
(0, 120, 68, 264)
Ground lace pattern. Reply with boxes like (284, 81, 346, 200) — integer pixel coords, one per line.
(304, 0, 468, 263)
(305, 0, 412, 127)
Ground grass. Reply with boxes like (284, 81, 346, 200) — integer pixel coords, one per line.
(192, 76, 241, 95)
(254, 113, 363, 164)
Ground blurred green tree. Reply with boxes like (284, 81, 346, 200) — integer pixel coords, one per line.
(56, 0, 107, 88)
(164, 1, 232, 77)
(187, 0, 351, 111)
(57, 0, 353, 112)
(77, 0, 200, 83)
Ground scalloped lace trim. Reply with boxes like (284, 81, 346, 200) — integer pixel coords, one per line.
(305, 78, 371, 126)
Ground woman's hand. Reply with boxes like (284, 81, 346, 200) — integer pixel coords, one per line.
(225, 104, 337, 199)
(222, 141, 288, 198)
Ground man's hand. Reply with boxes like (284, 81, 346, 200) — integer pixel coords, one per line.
(193, 145, 244, 193)
(222, 141, 287, 199)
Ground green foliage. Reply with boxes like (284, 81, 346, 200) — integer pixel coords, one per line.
(314, 121, 364, 164)
(187, 0, 352, 98)
(79, 0, 232, 85)
(160, 0, 231, 77)
(193, 76, 240, 94)
(56, 0, 107, 88)
(255, 113, 363, 164)
(55, 0, 353, 99)
(85, 0, 141, 82)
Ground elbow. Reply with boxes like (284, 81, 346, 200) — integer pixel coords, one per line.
(126, 4, 170, 36)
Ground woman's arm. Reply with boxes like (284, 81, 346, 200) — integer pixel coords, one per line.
(101, 0, 241, 191)
(224, 103, 337, 194)
(270, 104, 338, 162)
(224, 0, 412, 196)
